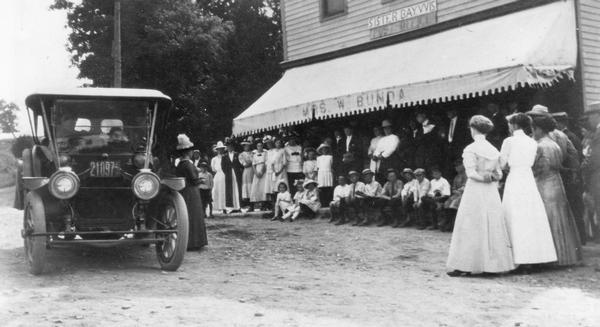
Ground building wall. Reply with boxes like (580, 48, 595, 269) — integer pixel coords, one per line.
(282, 0, 520, 62)
(578, 0, 600, 108)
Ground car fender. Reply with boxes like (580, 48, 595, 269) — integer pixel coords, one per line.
(161, 177, 185, 192)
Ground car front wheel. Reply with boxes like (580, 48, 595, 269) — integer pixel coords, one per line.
(23, 192, 47, 275)
(155, 192, 189, 271)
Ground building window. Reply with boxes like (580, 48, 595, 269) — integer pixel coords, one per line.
(321, 0, 346, 19)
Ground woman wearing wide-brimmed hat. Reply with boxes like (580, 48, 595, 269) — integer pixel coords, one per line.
(175, 134, 208, 250)
(211, 141, 228, 213)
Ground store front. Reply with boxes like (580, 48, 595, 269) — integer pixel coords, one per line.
(233, 0, 582, 137)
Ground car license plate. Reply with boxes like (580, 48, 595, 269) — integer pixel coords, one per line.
(89, 161, 120, 177)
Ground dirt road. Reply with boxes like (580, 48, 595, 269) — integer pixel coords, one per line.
(1, 186, 600, 326)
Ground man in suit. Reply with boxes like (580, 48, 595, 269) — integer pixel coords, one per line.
(222, 140, 243, 212)
(343, 125, 363, 163)
(582, 102, 600, 239)
(444, 109, 469, 178)
(414, 111, 443, 171)
(332, 129, 344, 175)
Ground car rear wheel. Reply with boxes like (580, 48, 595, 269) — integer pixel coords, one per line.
(155, 192, 188, 271)
(23, 193, 47, 275)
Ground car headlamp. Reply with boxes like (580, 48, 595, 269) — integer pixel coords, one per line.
(49, 168, 80, 200)
(131, 170, 160, 200)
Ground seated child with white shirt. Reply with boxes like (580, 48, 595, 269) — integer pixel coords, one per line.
(272, 181, 292, 221)
(329, 175, 350, 223)
(281, 180, 305, 221)
(420, 167, 451, 230)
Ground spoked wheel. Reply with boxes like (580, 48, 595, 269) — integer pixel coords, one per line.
(23, 193, 47, 275)
(155, 192, 188, 271)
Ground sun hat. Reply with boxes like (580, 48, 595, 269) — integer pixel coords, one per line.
(214, 141, 226, 150)
(362, 168, 374, 175)
(381, 119, 393, 128)
(176, 134, 194, 150)
(316, 143, 331, 154)
(294, 179, 304, 187)
(551, 112, 568, 120)
(402, 168, 414, 175)
(198, 161, 209, 168)
(414, 168, 426, 175)
(348, 170, 360, 176)
(302, 179, 318, 188)
(526, 104, 550, 117)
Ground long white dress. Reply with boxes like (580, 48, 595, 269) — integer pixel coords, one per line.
(447, 134, 515, 273)
(316, 155, 333, 187)
(250, 150, 267, 202)
(211, 154, 227, 211)
(239, 151, 254, 199)
(500, 130, 557, 264)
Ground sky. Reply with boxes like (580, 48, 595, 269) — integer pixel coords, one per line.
(0, 0, 83, 137)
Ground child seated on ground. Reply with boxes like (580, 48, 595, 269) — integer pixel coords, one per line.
(420, 167, 450, 230)
(442, 160, 467, 232)
(282, 180, 304, 221)
(379, 168, 404, 227)
(336, 171, 365, 225)
(272, 181, 292, 221)
(298, 179, 321, 219)
(197, 161, 214, 218)
(329, 175, 350, 223)
(399, 168, 418, 227)
(355, 169, 383, 226)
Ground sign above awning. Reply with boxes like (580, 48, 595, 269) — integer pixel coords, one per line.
(233, 0, 576, 136)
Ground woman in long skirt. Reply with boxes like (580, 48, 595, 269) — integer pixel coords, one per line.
(531, 115, 582, 266)
(447, 115, 515, 276)
(250, 140, 268, 208)
(175, 134, 208, 250)
(239, 140, 254, 205)
(316, 143, 334, 206)
(500, 114, 557, 266)
(211, 141, 227, 212)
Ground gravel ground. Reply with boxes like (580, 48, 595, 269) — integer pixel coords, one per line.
(1, 186, 600, 326)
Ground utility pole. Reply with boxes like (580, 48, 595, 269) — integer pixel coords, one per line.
(113, 0, 122, 87)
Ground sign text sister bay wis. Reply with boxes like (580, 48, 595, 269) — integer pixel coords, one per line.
(368, 0, 438, 39)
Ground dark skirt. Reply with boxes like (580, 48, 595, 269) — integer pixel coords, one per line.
(180, 186, 208, 250)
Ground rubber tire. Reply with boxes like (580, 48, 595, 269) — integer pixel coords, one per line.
(156, 191, 189, 271)
(24, 192, 47, 275)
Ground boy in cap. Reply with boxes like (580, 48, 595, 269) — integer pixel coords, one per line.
(379, 168, 404, 227)
(420, 167, 451, 230)
(399, 168, 418, 227)
(338, 170, 365, 225)
(412, 168, 431, 230)
(197, 161, 214, 218)
(330, 175, 351, 223)
(355, 169, 383, 226)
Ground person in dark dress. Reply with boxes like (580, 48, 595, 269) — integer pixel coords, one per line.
(222, 140, 243, 211)
(175, 134, 208, 251)
(414, 112, 443, 171)
(486, 102, 510, 150)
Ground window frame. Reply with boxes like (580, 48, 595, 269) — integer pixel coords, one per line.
(319, 0, 348, 22)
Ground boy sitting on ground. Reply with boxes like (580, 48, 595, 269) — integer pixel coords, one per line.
(355, 169, 383, 226)
(337, 171, 365, 225)
(379, 168, 404, 227)
(420, 167, 451, 230)
(329, 175, 351, 223)
(413, 168, 431, 230)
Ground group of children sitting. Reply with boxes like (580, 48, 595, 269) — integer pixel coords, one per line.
(271, 159, 468, 231)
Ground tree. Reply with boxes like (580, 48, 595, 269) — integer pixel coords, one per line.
(52, 0, 283, 146)
(0, 99, 19, 138)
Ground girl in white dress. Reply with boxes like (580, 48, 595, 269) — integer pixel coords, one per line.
(316, 143, 334, 206)
(447, 115, 515, 276)
(500, 114, 557, 266)
(211, 141, 227, 212)
(302, 147, 318, 181)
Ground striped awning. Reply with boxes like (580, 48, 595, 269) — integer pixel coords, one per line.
(233, 0, 576, 136)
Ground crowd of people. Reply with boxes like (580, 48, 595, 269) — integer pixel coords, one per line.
(172, 101, 600, 276)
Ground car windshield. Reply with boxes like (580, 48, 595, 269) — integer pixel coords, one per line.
(53, 99, 151, 154)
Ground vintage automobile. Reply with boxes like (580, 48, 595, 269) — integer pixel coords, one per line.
(17, 88, 188, 274)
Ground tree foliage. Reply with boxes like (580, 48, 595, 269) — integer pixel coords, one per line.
(0, 99, 19, 138)
(52, 0, 282, 150)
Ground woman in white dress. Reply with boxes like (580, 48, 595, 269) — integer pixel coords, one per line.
(238, 140, 254, 202)
(250, 140, 268, 206)
(211, 141, 227, 212)
(500, 114, 557, 267)
(447, 115, 515, 276)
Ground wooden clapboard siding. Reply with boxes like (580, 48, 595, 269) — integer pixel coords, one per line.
(282, 0, 520, 61)
(578, 0, 600, 108)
